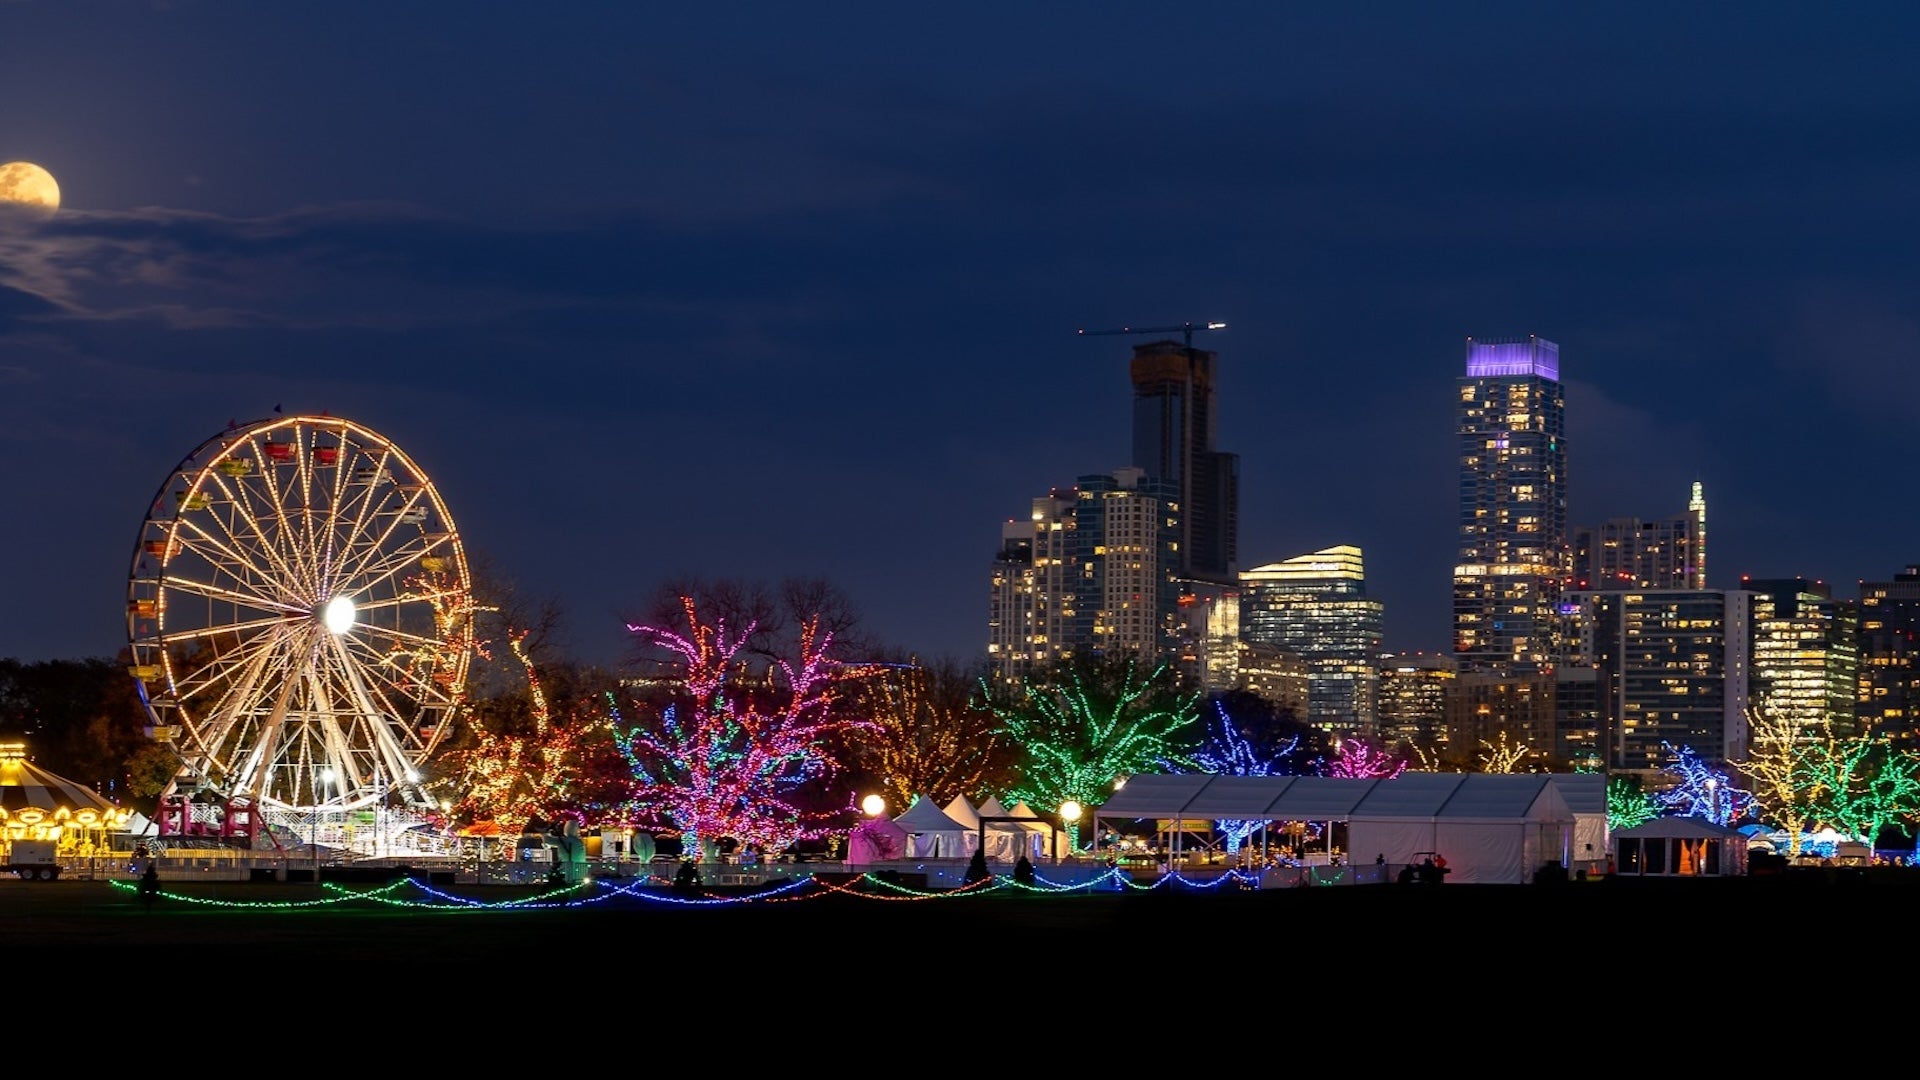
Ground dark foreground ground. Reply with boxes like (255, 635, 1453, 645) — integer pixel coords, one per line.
(3, 866, 1899, 964)
(9, 866, 1903, 1027)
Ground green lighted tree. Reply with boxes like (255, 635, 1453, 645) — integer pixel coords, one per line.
(1803, 736, 1920, 851)
(981, 652, 1203, 847)
(1606, 775, 1657, 830)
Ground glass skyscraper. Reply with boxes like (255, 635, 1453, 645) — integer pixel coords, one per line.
(1453, 336, 1570, 676)
(1239, 545, 1384, 739)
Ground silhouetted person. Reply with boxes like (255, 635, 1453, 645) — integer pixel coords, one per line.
(1397, 863, 1417, 886)
(1013, 855, 1035, 884)
(673, 859, 701, 894)
(1418, 856, 1443, 885)
(138, 862, 161, 909)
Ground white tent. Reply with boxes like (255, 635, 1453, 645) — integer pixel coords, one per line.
(1547, 772, 1609, 875)
(1611, 816, 1748, 877)
(1348, 772, 1575, 884)
(1093, 772, 1581, 884)
(974, 795, 1032, 862)
(893, 796, 973, 859)
(1008, 801, 1065, 861)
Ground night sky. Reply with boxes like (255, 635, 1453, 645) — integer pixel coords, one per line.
(4, 4, 1917, 671)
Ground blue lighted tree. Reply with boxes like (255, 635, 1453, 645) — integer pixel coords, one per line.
(1652, 742, 1753, 826)
(1187, 698, 1302, 856)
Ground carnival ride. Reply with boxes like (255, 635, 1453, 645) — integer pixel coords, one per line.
(126, 414, 476, 853)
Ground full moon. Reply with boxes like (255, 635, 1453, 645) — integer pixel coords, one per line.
(0, 161, 60, 218)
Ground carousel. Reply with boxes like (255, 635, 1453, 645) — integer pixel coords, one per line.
(0, 742, 133, 861)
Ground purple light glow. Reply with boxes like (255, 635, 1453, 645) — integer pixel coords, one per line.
(1465, 337, 1559, 381)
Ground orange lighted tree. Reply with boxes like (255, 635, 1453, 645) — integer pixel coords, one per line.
(435, 629, 598, 836)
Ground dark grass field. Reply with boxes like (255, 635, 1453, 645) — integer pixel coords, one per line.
(4, 866, 1897, 965)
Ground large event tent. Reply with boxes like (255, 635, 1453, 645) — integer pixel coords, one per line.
(1093, 772, 1583, 884)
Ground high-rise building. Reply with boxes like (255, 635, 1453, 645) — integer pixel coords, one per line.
(1129, 339, 1239, 585)
(987, 490, 1076, 677)
(1745, 576, 1858, 741)
(1573, 482, 1708, 591)
(1076, 467, 1185, 661)
(1856, 564, 1920, 753)
(1453, 335, 1570, 676)
(1573, 588, 1754, 778)
(1239, 545, 1384, 739)
(1377, 652, 1455, 753)
(986, 468, 1182, 681)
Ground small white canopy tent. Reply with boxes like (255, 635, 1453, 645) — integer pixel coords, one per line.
(1611, 816, 1749, 877)
(973, 795, 1032, 862)
(892, 796, 973, 859)
(942, 794, 986, 858)
(1007, 801, 1066, 861)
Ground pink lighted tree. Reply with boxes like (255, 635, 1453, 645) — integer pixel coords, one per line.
(609, 596, 882, 856)
(1320, 737, 1408, 779)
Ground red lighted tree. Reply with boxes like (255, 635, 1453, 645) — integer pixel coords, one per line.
(610, 597, 881, 856)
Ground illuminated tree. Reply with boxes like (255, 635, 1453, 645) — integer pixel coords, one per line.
(1802, 737, 1920, 850)
(434, 629, 600, 837)
(1607, 775, 1657, 830)
(840, 656, 1011, 816)
(1321, 737, 1408, 779)
(609, 597, 882, 856)
(1477, 732, 1535, 773)
(1652, 742, 1754, 826)
(1735, 699, 1822, 857)
(1187, 698, 1303, 855)
(983, 652, 1203, 848)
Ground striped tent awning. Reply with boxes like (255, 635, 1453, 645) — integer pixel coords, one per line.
(0, 743, 131, 830)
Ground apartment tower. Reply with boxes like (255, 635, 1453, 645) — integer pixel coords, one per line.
(1453, 335, 1570, 676)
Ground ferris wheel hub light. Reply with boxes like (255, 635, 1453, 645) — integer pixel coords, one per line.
(322, 596, 357, 635)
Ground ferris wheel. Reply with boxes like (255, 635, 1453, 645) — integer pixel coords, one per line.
(126, 414, 475, 820)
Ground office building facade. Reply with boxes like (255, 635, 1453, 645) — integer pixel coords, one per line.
(986, 468, 1183, 681)
(1744, 576, 1858, 742)
(1239, 545, 1384, 739)
(1575, 589, 1753, 778)
(1856, 563, 1920, 753)
(1572, 482, 1708, 592)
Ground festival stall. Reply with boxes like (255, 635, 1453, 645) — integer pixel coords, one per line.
(1611, 816, 1749, 877)
(845, 814, 908, 866)
(892, 796, 973, 858)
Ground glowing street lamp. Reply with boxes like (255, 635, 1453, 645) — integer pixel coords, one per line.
(861, 794, 886, 817)
(1060, 800, 1083, 860)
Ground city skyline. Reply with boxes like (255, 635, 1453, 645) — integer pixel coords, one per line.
(4, 6, 1919, 671)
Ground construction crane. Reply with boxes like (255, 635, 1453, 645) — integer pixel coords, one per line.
(1076, 320, 1226, 348)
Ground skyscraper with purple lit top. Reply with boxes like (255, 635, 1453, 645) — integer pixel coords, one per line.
(1452, 335, 1570, 676)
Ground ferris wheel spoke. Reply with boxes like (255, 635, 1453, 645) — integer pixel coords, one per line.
(159, 573, 307, 619)
(166, 514, 303, 610)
